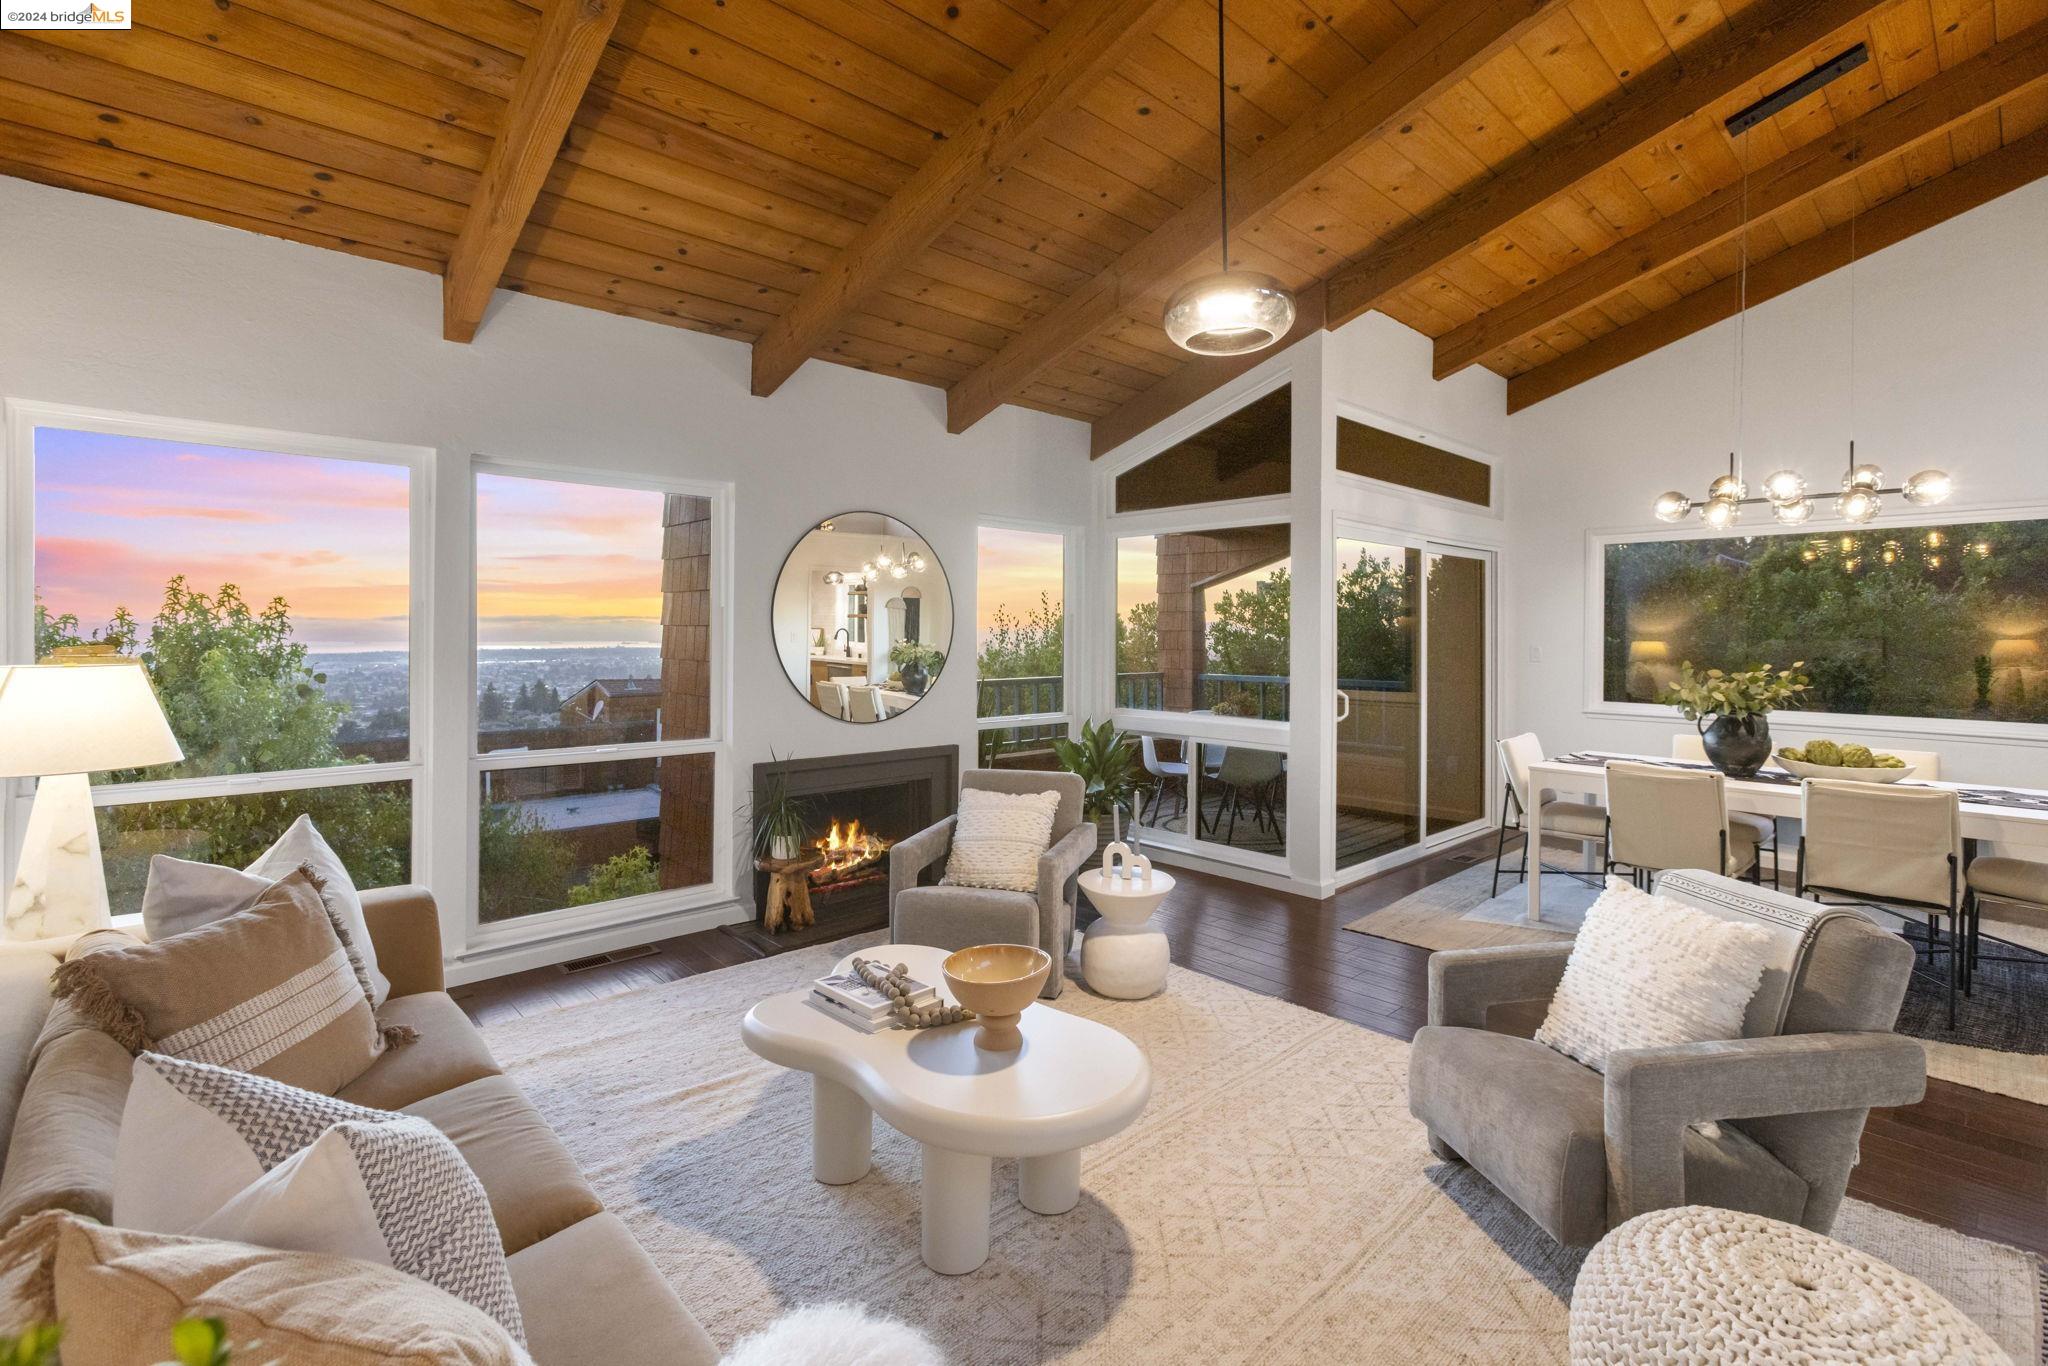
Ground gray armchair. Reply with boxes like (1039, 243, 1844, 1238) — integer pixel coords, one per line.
(888, 769, 1097, 998)
(1407, 870, 1926, 1246)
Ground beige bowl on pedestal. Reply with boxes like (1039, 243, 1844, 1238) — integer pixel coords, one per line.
(942, 944, 1052, 1052)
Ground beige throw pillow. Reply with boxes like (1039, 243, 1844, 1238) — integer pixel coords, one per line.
(0, 1209, 531, 1365)
(1535, 877, 1776, 1074)
(51, 866, 408, 1095)
(941, 787, 1062, 893)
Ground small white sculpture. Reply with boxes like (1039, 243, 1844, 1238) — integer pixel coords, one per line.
(1101, 840, 1152, 884)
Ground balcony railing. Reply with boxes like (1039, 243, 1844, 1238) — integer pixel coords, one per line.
(977, 674, 1065, 719)
(975, 671, 1409, 728)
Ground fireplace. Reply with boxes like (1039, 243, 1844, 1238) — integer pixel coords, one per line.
(734, 745, 959, 952)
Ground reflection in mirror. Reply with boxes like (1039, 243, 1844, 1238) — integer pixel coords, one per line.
(772, 513, 952, 723)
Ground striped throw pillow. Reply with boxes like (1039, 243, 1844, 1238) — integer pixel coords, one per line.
(941, 787, 1062, 893)
(52, 865, 407, 1096)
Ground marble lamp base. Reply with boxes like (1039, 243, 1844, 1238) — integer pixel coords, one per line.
(5, 772, 111, 941)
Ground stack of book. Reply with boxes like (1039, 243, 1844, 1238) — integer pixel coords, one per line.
(809, 969, 937, 1033)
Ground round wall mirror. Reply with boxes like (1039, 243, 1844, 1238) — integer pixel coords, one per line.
(771, 513, 952, 723)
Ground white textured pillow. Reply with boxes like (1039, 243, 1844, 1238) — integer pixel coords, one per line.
(114, 1052, 393, 1234)
(941, 787, 1062, 893)
(143, 814, 390, 1005)
(1535, 878, 1776, 1073)
(193, 1116, 524, 1343)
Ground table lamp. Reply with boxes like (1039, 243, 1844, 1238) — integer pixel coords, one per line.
(0, 648, 183, 940)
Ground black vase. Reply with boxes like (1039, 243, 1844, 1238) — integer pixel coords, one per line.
(900, 659, 928, 697)
(1700, 713, 1772, 779)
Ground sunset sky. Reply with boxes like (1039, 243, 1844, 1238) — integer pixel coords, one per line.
(35, 427, 413, 652)
(976, 525, 1063, 647)
(476, 472, 663, 647)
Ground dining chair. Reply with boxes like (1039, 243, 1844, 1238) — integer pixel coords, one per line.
(846, 686, 887, 723)
(1669, 735, 1782, 887)
(1796, 779, 1963, 1025)
(1491, 733, 1607, 897)
(1961, 855, 2048, 996)
(812, 679, 848, 720)
(1139, 736, 1188, 825)
(1604, 761, 1760, 888)
(1208, 747, 1285, 843)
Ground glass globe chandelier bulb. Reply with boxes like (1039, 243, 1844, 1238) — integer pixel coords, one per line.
(1652, 491, 1693, 523)
(1902, 469, 1953, 506)
(1706, 473, 1747, 502)
(908, 554, 927, 573)
(1844, 463, 1885, 492)
(1163, 272, 1297, 355)
(1836, 487, 1881, 523)
(889, 563, 908, 580)
(860, 561, 876, 578)
(1771, 496, 1813, 525)
(874, 549, 892, 568)
(1761, 469, 1806, 505)
(1700, 494, 1741, 529)
(823, 570, 843, 585)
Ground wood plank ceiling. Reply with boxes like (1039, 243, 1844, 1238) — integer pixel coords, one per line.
(2, 0, 2044, 451)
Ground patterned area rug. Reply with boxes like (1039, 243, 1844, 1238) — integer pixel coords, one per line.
(1346, 864, 2048, 1105)
(483, 936, 2043, 1363)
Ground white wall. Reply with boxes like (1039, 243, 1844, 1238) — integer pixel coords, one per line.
(0, 177, 1090, 972)
(1505, 178, 2048, 787)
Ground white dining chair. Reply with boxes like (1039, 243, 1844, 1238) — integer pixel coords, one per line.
(1492, 733, 1606, 897)
(846, 686, 886, 723)
(1669, 735, 1783, 887)
(1139, 735, 1188, 824)
(813, 679, 848, 720)
(1605, 761, 1760, 888)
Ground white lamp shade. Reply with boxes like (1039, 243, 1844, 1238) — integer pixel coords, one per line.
(0, 658, 183, 777)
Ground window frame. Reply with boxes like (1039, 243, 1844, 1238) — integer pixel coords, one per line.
(1584, 501, 2048, 746)
(972, 517, 1079, 743)
(464, 456, 735, 951)
(1, 398, 436, 914)
(1332, 400, 1503, 522)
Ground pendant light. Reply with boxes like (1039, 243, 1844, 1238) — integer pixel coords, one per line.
(1162, 0, 1295, 355)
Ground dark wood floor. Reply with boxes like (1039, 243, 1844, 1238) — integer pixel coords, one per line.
(452, 832, 2048, 1257)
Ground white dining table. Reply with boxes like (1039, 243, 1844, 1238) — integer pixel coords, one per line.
(1523, 752, 2048, 923)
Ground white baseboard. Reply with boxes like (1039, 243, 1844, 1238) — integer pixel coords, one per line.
(445, 899, 752, 987)
(1140, 845, 1329, 898)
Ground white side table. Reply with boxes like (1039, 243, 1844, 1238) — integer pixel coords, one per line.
(1077, 863, 1174, 999)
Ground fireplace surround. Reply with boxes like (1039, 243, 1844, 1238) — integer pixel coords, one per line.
(734, 745, 959, 952)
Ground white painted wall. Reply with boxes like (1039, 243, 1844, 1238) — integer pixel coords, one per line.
(1504, 178, 2048, 787)
(0, 177, 1090, 973)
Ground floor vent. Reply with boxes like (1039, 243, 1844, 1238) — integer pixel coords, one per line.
(559, 944, 660, 974)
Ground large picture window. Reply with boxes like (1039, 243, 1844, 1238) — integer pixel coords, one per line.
(1117, 524, 1291, 720)
(1603, 519, 2048, 723)
(974, 525, 1066, 768)
(473, 469, 720, 925)
(26, 420, 420, 916)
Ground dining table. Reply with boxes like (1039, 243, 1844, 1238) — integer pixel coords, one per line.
(1522, 750, 2048, 923)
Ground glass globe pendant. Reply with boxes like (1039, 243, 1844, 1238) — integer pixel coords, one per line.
(1771, 496, 1813, 525)
(1652, 491, 1692, 523)
(1707, 472, 1747, 502)
(1902, 469, 1953, 506)
(1761, 469, 1806, 505)
(1700, 494, 1741, 530)
(1836, 486, 1881, 523)
(1163, 0, 1294, 357)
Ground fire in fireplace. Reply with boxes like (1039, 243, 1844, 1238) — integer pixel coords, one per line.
(810, 818, 892, 892)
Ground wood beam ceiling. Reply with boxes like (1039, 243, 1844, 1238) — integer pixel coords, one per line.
(1504, 122, 2048, 414)
(1319, 0, 1892, 337)
(945, 0, 1568, 438)
(1434, 18, 2048, 379)
(442, 0, 621, 344)
(746, 0, 1180, 400)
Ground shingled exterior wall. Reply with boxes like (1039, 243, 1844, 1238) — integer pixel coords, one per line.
(1153, 524, 1290, 712)
(658, 494, 714, 890)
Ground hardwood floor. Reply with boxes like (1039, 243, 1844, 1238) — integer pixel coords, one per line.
(452, 831, 2048, 1256)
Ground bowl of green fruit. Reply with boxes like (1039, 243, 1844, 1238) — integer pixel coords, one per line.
(1775, 740, 1916, 783)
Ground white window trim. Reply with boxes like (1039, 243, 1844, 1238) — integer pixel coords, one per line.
(972, 517, 1079, 744)
(1, 399, 437, 916)
(1584, 500, 2048, 747)
(465, 456, 736, 953)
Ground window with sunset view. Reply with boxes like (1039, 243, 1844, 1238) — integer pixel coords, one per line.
(975, 525, 1067, 768)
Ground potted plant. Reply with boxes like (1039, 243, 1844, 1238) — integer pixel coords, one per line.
(1052, 718, 1145, 848)
(889, 641, 945, 696)
(1661, 661, 1811, 778)
(752, 766, 811, 862)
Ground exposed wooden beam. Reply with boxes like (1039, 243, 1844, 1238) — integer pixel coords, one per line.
(443, 0, 621, 344)
(1504, 125, 2048, 414)
(1436, 19, 2048, 379)
(747, 0, 1179, 400)
(1089, 284, 1325, 459)
(1322, 0, 1890, 338)
(943, 0, 1566, 436)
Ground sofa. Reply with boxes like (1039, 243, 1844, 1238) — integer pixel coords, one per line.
(0, 885, 718, 1365)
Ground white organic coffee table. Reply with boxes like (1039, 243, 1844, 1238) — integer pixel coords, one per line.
(1077, 865, 1175, 999)
(741, 943, 1151, 1275)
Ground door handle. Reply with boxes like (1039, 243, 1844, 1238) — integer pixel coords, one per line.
(1335, 690, 1352, 722)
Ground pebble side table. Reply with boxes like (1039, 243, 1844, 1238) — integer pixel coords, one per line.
(741, 944, 1151, 1275)
(1076, 844, 1174, 999)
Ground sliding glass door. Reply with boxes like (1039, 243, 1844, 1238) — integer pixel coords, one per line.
(1334, 528, 1491, 879)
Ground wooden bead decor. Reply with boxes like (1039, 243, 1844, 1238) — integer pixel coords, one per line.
(850, 956, 975, 1030)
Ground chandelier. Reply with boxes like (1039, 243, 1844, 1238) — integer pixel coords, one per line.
(1652, 85, 1950, 529)
(1161, 0, 1295, 355)
(825, 541, 925, 588)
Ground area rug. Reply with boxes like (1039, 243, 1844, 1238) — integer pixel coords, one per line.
(483, 936, 2044, 1364)
(1346, 863, 2048, 1105)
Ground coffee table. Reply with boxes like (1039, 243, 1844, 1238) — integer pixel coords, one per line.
(741, 943, 1151, 1275)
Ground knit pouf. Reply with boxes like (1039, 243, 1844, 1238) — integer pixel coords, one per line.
(1569, 1207, 2011, 1365)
